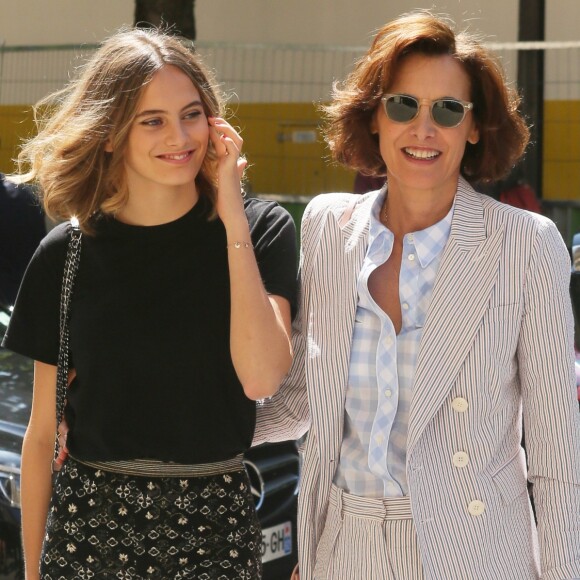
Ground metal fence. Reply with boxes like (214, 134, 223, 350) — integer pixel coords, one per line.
(2, 40, 580, 103)
(1, 40, 579, 228)
(0, 41, 367, 105)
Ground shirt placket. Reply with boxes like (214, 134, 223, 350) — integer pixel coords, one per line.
(368, 233, 422, 495)
(400, 234, 420, 331)
(366, 232, 401, 495)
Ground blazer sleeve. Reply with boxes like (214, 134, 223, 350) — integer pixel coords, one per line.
(252, 202, 314, 446)
(517, 220, 580, 580)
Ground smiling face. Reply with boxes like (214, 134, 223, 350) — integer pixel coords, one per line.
(122, 65, 209, 204)
(372, 53, 479, 202)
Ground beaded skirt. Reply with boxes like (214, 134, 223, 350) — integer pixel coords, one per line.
(40, 457, 262, 579)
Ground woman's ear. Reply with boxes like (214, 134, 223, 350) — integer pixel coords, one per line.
(467, 125, 480, 145)
(370, 111, 379, 135)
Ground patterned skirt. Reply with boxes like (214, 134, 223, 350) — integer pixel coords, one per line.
(41, 457, 262, 579)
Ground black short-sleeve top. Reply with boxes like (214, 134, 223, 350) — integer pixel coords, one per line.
(3, 197, 297, 464)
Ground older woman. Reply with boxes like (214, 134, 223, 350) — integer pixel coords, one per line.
(254, 10, 580, 580)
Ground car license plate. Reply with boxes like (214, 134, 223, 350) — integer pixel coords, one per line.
(261, 521, 292, 563)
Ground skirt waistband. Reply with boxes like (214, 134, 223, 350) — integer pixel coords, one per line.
(330, 483, 413, 521)
(71, 454, 245, 478)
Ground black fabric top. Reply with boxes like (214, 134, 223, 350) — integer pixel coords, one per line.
(3, 197, 297, 463)
(0, 174, 46, 307)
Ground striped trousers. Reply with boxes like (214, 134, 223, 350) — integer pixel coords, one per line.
(313, 485, 424, 580)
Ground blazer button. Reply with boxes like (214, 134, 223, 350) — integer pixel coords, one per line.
(451, 397, 468, 413)
(452, 451, 469, 468)
(468, 500, 485, 516)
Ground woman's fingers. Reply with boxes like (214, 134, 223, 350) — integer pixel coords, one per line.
(57, 420, 69, 452)
(208, 117, 244, 164)
(209, 125, 241, 159)
(209, 117, 243, 150)
(208, 125, 226, 155)
(67, 368, 76, 387)
(237, 156, 247, 179)
(54, 419, 70, 471)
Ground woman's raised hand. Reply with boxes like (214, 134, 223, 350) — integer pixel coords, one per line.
(208, 117, 248, 225)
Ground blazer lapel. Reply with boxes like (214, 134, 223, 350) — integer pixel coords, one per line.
(407, 179, 504, 456)
(336, 191, 379, 251)
(309, 193, 376, 462)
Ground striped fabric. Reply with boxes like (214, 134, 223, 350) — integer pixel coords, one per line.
(334, 192, 452, 498)
(254, 177, 580, 580)
(314, 485, 423, 579)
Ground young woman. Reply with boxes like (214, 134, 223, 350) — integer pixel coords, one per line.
(254, 11, 580, 579)
(3, 28, 296, 579)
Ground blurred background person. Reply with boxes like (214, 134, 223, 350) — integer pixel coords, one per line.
(0, 173, 46, 307)
(353, 171, 385, 194)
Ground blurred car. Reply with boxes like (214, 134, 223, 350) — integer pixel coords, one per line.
(0, 303, 299, 579)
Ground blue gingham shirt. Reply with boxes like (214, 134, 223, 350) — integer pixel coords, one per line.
(334, 192, 453, 497)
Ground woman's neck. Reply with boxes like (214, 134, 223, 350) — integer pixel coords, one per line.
(383, 182, 456, 238)
(116, 185, 199, 226)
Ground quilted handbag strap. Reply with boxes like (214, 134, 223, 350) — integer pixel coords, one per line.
(54, 221, 82, 460)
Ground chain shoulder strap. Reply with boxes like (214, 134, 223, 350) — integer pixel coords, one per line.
(54, 220, 82, 460)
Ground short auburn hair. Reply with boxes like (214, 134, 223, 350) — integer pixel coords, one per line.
(322, 11, 530, 185)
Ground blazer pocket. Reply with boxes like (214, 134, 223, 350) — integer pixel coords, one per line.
(314, 498, 343, 579)
(481, 302, 521, 325)
(491, 451, 529, 504)
(480, 303, 522, 366)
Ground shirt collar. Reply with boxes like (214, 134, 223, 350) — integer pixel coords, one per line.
(413, 208, 453, 267)
(368, 189, 389, 246)
(368, 188, 454, 268)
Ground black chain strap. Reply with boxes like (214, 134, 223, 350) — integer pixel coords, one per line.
(54, 221, 82, 460)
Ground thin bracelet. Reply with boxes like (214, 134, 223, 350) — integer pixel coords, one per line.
(227, 241, 253, 249)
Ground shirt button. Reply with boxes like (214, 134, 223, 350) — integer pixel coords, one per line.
(453, 451, 469, 468)
(402, 303, 409, 310)
(384, 389, 392, 398)
(408, 253, 415, 261)
(451, 397, 468, 413)
(468, 500, 485, 516)
(376, 434, 384, 444)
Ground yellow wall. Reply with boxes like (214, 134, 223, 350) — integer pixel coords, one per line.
(543, 100, 580, 201)
(0, 106, 35, 173)
(2, 101, 578, 200)
(229, 103, 354, 196)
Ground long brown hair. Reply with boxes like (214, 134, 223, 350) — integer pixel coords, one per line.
(322, 11, 530, 184)
(15, 28, 224, 232)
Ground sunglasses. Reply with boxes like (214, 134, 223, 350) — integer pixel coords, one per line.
(381, 93, 474, 128)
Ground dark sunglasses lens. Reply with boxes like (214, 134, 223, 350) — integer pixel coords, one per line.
(432, 100, 465, 127)
(385, 95, 418, 123)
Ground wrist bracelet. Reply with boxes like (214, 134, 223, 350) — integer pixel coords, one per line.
(227, 241, 253, 249)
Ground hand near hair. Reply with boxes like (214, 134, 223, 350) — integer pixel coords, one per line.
(208, 117, 248, 226)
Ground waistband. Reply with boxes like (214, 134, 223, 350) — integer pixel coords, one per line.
(330, 483, 413, 521)
(71, 454, 245, 478)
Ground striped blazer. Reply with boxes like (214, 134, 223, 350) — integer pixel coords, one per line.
(254, 178, 580, 579)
